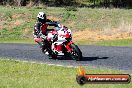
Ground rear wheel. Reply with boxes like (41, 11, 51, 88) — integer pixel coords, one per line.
(47, 48, 57, 59)
(70, 43, 82, 61)
(41, 43, 57, 59)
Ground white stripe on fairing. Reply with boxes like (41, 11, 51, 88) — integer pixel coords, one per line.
(0, 58, 76, 68)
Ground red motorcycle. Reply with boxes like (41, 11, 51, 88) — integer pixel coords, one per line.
(35, 24, 82, 61)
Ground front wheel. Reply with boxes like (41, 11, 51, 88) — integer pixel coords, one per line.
(70, 44, 82, 61)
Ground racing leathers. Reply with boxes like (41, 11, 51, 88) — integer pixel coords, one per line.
(33, 19, 58, 48)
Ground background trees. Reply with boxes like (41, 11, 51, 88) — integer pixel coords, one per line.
(0, 0, 131, 8)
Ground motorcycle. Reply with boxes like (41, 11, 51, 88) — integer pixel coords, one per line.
(34, 24, 82, 61)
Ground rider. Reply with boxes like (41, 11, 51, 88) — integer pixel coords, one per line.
(33, 12, 59, 50)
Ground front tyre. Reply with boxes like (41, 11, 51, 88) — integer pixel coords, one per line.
(70, 44, 82, 61)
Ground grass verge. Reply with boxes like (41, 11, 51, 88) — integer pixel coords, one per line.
(0, 6, 132, 46)
(0, 38, 35, 44)
(75, 39, 132, 46)
(95, 39, 132, 46)
(0, 58, 131, 88)
(1, 38, 132, 47)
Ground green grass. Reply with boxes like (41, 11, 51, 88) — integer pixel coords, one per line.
(0, 58, 131, 88)
(0, 38, 35, 44)
(0, 6, 132, 46)
(1, 6, 132, 35)
(95, 39, 132, 46)
(74, 39, 132, 46)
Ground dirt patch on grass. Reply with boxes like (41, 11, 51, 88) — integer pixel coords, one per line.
(22, 28, 31, 38)
(0, 26, 3, 30)
(13, 20, 24, 26)
(0, 21, 7, 30)
(47, 16, 60, 21)
(73, 29, 132, 42)
(12, 14, 22, 19)
(7, 19, 25, 29)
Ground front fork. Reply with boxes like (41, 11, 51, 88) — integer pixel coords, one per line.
(65, 41, 73, 53)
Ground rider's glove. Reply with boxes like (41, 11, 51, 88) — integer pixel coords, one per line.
(32, 31, 38, 38)
(33, 35, 37, 38)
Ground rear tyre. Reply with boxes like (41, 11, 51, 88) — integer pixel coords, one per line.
(48, 49, 57, 59)
(41, 46, 47, 54)
(70, 43, 82, 61)
(41, 45, 57, 59)
(48, 50, 57, 59)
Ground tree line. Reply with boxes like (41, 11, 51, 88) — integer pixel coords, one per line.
(0, 0, 132, 8)
(90, 0, 132, 8)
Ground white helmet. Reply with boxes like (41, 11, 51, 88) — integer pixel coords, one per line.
(37, 12, 46, 23)
(37, 12, 46, 19)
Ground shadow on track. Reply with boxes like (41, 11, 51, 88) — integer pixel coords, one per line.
(81, 57, 109, 61)
(56, 56, 109, 61)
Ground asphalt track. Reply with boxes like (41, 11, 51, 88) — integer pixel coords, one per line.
(0, 43, 132, 72)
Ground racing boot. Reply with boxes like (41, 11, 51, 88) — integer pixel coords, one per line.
(37, 40, 47, 54)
